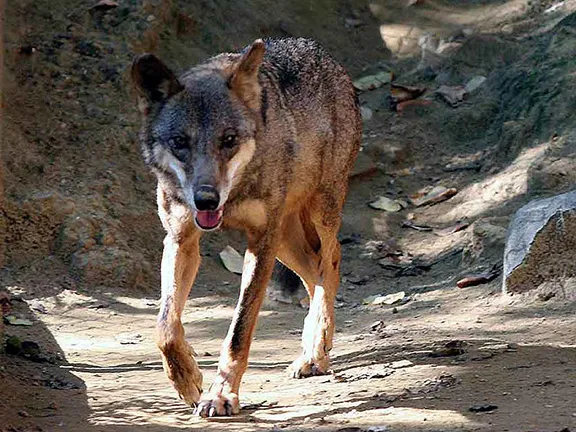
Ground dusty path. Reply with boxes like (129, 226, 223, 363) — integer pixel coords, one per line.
(3, 260, 576, 431)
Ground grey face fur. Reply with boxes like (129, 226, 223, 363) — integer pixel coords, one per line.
(151, 73, 256, 208)
(132, 43, 264, 221)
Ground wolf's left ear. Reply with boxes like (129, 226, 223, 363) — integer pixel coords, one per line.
(229, 39, 266, 111)
(132, 53, 183, 114)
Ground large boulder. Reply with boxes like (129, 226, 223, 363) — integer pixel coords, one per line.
(503, 190, 576, 294)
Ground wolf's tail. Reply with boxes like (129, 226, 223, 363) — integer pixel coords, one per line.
(268, 261, 303, 295)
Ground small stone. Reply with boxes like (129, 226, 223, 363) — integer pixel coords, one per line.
(390, 360, 413, 369)
(369, 196, 402, 212)
(18, 410, 30, 418)
(27, 299, 48, 314)
(353, 71, 393, 92)
(363, 291, 406, 306)
(361, 106, 373, 122)
(436, 85, 467, 106)
(219, 246, 244, 274)
(465, 75, 487, 94)
(4, 315, 34, 326)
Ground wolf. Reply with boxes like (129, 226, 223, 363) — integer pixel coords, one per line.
(131, 37, 362, 417)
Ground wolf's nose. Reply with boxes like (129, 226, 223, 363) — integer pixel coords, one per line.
(194, 185, 220, 211)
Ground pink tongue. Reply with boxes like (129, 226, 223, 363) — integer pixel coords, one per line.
(195, 210, 222, 229)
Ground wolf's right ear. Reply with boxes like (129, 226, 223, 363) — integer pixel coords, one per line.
(131, 54, 183, 114)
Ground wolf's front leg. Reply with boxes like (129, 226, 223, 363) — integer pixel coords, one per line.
(157, 228, 203, 406)
(195, 236, 277, 417)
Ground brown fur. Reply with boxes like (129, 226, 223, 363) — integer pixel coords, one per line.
(131, 37, 362, 417)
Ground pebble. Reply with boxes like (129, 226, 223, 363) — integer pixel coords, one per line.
(369, 196, 402, 212)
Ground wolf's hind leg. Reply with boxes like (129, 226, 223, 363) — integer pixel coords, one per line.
(277, 209, 340, 378)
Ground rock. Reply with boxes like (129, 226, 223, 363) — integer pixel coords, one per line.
(369, 196, 402, 212)
(363, 291, 406, 306)
(503, 190, 576, 294)
(409, 186, 457, 207)
(219, 246, 244, 274)
(360, 106, 373, 122)
(465, 75, 487, 94)
(353, 71, 393, 92)
(4, 315, 33, 326)
(389, 360, 413, 369)
(27, 299, 47, 314)
(436, 85, 467, 107)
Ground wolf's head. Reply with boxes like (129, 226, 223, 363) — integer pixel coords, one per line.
(132, 40, 265, 231)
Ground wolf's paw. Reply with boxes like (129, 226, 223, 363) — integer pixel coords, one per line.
(194, 391, 240, 417)
(288, 355, 331, 379)
(161, 346, 203, 406)
(176, 374, 203, 407)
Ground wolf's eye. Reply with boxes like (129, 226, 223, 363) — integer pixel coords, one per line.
(167, 136, 188, 150)
(221, 131, 237, 149)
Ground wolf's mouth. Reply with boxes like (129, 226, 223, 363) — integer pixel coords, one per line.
(194, 209, 223, 231)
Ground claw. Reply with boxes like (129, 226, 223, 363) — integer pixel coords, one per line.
(194, 392, 240, 417)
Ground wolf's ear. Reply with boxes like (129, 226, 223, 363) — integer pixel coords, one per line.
(229, 39, 265, 111)
(132, 54, 183, 114)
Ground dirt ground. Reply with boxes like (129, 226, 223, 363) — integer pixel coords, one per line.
(2, 1, 576, 431)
